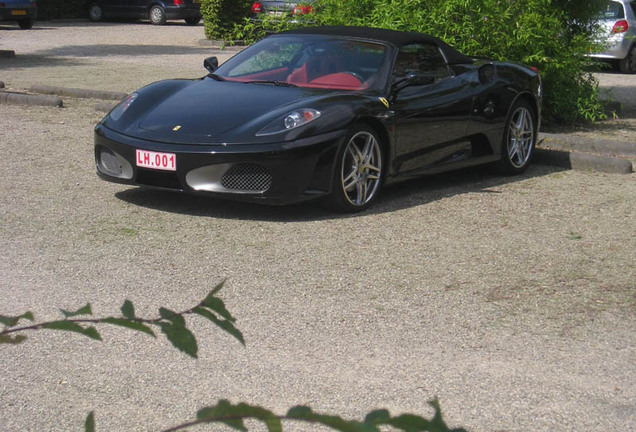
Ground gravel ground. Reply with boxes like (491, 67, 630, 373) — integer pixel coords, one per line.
(1, 21, 635, 432)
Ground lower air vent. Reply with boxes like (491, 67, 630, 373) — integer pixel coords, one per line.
(97, 146, 133, 179)
(221, 163, 272, 192)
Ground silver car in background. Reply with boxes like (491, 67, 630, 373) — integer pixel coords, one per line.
(591, 0, 636, 73)
(250, 1, 315, 20)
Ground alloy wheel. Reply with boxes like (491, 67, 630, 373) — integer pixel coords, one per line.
(340, 130, 383, 207)
(507, 106, 534, 169)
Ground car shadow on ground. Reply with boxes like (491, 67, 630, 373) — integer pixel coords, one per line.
(114, 163, 566, 222)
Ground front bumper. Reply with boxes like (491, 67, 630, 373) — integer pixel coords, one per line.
(94, 124, 345, 205)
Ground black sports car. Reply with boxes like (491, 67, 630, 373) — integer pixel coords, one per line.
(95, 26, 542, 212)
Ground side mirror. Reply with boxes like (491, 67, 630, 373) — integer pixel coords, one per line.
(393, 72, 435, 91)
(204, 56, 219, 73)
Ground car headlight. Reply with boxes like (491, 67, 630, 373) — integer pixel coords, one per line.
(256, 108, 321, 136)
(109, 92, 138, 121)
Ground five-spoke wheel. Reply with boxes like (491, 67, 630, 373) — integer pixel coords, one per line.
(328, 124, 384, 212)
(499, 100, 535, 174)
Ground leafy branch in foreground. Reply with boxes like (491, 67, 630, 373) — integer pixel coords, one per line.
(4, 280, 465, 432)
(0, 280, 243, 358)
(155, 398, 467, 432)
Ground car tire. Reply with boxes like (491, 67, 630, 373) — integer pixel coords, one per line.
(88, 3, 103, 22)
(326, 123, 384, 212)
(497, 99, 536, 175)
(149, 5, 167, 25)
(185, 16, 200, 25)
(18, 18, 33, 29)
(618, 45, 636, 74)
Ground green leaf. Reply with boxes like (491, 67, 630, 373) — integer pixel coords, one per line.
(60, 303, 92, 318)
(197, 401, 282, 432)
(0, 334, 28, 345)
(85, 412, 95, 432)
(286, 406, 377, 432)
(158, 322, 197, 358)
(364, 409, 391, 425)
(120, 300, 135, 319)
(201, 296, 235, 322)
(194, 307, 244, 346)
(208, 280, 226, 297)
(159, 307, 186, 327)
(101, 318, 155, 337)
(41, 321, 102, 341)
(0, 311, 34, 327)
(386, 414, 431, 431)
(197, 400, 247, 431)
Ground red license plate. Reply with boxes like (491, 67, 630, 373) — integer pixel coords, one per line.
(136, 149, 176, 171)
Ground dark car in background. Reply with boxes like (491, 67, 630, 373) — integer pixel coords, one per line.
(0, 0, 37, 29)
(88, 0, 201, 25)
(251, 0, 315, 20)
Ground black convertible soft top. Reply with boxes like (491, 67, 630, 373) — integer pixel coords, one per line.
(279, 26, 474, 65)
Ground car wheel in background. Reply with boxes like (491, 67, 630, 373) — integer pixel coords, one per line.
(498, 99, 536, 174)
(149, 5, 166, 25)
(88, 3, 103, 22)
(185, 16, 200, 25)
(618, 45, 636, 74)
(18, 18, 33, 29)
(327, 124, 384, 212)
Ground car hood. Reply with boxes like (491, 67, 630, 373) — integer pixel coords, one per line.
(106, 78, 368, 145)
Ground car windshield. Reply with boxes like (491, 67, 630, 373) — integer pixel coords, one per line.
(214, 35, 390, 91)
(597, 0, 625, 19)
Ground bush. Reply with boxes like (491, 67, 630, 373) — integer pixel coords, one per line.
(200, 0, 252, 40)
(228, 0, 608, 124)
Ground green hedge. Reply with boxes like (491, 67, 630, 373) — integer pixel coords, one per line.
(36, 0, 87, 20)
(200, 0, 252, 40)
(228, 0, 608, 124)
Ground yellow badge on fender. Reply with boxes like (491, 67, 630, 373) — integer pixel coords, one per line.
(173, 125, 182, 132)
(379, 97, 390, 108)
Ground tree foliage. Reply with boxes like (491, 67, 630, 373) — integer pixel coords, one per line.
(223, 0, 608, 124)
(2, 281, 464, 431)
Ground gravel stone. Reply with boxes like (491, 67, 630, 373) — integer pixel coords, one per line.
(0, 21, 635, 432)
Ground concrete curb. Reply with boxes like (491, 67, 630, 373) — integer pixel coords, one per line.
(30, 84, 127, 101)
(540, 132, 636, 158)
(0, 92, 63, 108)
(95, 102, 116, 113)
(534, 148, 633, 174)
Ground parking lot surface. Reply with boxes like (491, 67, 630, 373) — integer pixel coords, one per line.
(1, 21, 635, 432)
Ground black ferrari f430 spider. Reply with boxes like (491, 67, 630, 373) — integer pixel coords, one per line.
(95, 26, 542, 212)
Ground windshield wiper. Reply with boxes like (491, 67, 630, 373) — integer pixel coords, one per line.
(208, 73, 226, 81)
(245, 80, 297, 87)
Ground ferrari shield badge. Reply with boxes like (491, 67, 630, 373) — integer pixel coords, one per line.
(379, 97, 390, 108)
(173, 125, 182, 132)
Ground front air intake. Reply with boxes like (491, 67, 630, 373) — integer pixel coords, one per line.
(220, 163, 272, 193)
